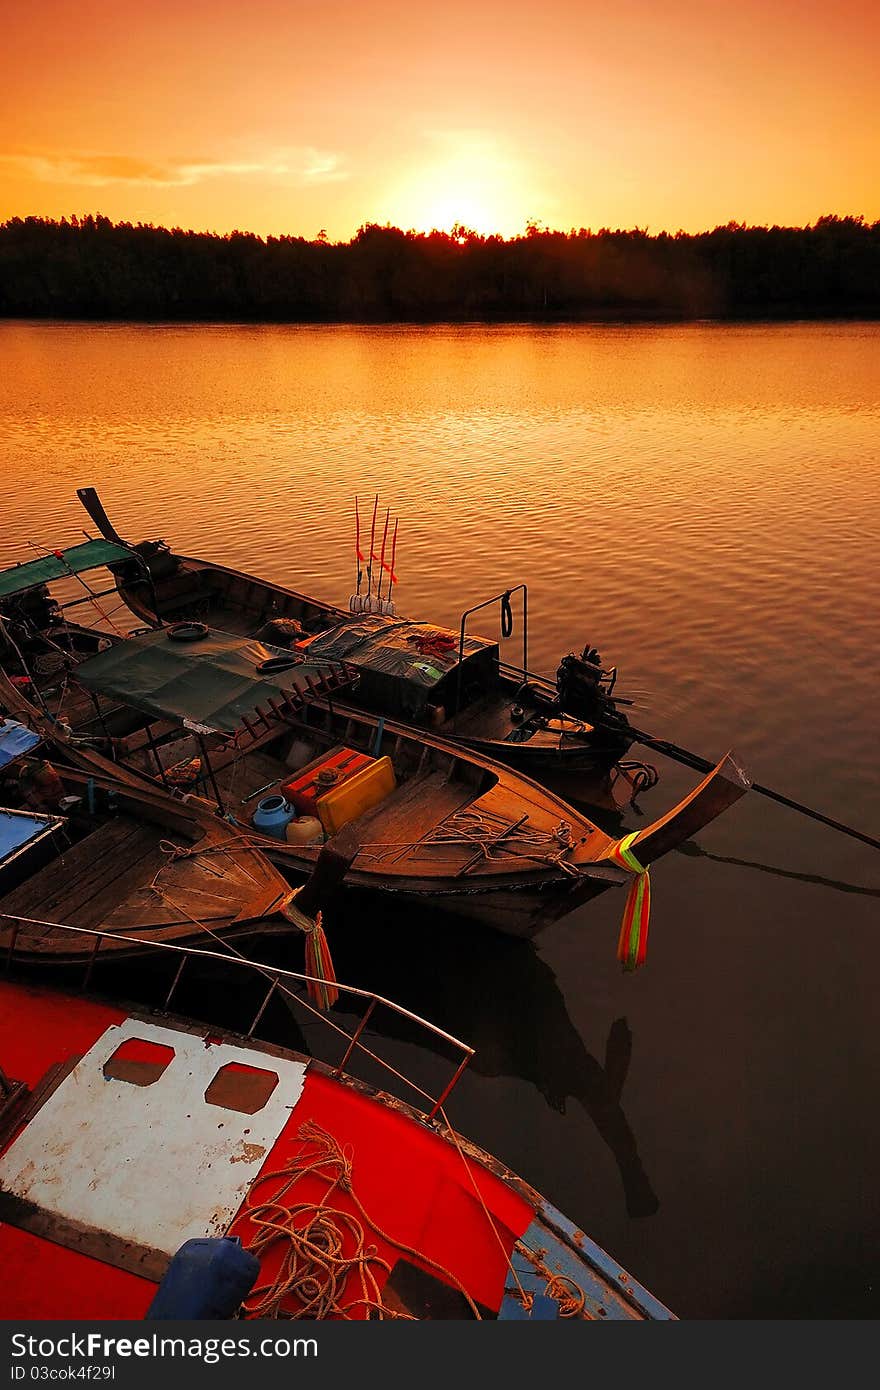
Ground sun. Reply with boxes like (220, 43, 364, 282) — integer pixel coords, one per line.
(415, 187, 499, 238)
(381, 133, 531, 238)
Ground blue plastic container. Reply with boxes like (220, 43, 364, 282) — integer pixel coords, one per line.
(145, 1236, 260, 1320)
(251, 793, 295, 840)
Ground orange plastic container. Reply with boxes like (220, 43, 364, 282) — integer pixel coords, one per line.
(281, 747, 373, 819)
(315, 756, 397, 834)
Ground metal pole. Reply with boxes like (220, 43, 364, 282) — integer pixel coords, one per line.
(196, 734, 226, 816)
(454, 584, 528, 732)
(247, 976, 280, 1036)
(4, 924, 20, 973)
(81, 933, 102, 990)
(84, 685, 115, 753)
(334, 998, 377, 1076)
(163, 954, 188, 1009)
(427, 1052, 473, 1120)
(144, 723, 171, 789)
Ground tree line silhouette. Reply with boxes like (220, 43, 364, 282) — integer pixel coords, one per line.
(1, 213, 878, 320)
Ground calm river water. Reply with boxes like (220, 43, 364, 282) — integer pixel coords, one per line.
(1, 320, 878, 1317)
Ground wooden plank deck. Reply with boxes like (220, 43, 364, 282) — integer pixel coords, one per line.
(352, 771, 474, 869)
(0, 817, 164, 933)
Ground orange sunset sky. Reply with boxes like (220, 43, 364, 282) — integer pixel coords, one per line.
(1, 0, 878, 240)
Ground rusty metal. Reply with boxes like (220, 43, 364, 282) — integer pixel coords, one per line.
(427, 1052, 473, 1120)
(0, 1192, 170, 1283)
(334, 998, 377, 1076)
(247, 975, 280, 1036)
(0, 1020, 306, 1279)
(163, 953, 188, 1009)
(204, 1062, 278, 1113)
(1, 912, 475, 1120)
(80, 931, 102, 990)
(0, 1054, 85, 1152)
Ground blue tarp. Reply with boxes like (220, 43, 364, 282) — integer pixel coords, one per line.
(0, 719, 41, 769)
(0, 809, 56, 865)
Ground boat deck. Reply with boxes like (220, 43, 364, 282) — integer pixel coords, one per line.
(0, 816, 167, 933)
(0, 978, 672, 1319)
(441, 691, 519, 741)
(0, 981, 531, 1320)
(0, 807, 289, 960)
(353, 770, 473, 855)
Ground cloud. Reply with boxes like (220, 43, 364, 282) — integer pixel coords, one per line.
(0, 149, 347, 188)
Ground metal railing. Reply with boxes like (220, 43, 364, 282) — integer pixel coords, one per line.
(454, 584, 528, 730)
(0, 913, 474, 1121)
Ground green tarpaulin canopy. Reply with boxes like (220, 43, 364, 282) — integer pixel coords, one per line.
(0, 540, 134, 600)
(73, 626, 352, 734)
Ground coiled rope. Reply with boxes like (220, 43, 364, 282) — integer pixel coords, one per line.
(422, 809, 581, 875)
(230, 1115, 589, 1321)
(230, 1121, 483, 1320)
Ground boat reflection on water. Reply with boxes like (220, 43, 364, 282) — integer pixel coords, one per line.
(71, 890, 660, 1224)
(299, 897, 661, 1221)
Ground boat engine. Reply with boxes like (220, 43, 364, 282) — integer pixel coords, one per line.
(130, 538, 180, 581)
(555, 646, 609, 719)
(0, 586, 61, 668)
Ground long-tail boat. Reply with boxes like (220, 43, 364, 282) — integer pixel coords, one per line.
(0, 626, 750, 940)
(0, 758, 298, 966)
(0, 935, 676, 1319)
(73, 485, 635, 795)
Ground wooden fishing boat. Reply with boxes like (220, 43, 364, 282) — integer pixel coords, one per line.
(0, 940, 676, 1319)
(0, 628, 751, 940)
(0, 534, 144, 662)
(74, 486, 635, 793)
(0, 758, 298, 966)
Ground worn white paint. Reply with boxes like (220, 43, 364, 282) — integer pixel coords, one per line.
(0, 1018, 307, 1257)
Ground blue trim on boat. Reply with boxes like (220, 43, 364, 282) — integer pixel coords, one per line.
(517, 1202, 676, 1320)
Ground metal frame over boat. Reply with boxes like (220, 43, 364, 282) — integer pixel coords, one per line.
(0, 929, 676, 1320)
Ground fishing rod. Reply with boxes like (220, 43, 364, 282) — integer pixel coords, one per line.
(602, 718, 880, 852)
(387, 517, 399, 615)
(375, 506, 391, 607)
(366, 494, 378, 609)
(354, 495, 363, 606)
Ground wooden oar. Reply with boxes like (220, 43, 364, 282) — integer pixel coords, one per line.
(604, 720, 880, 852)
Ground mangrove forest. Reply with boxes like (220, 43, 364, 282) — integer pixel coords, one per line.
(1, 214, 878, 321)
